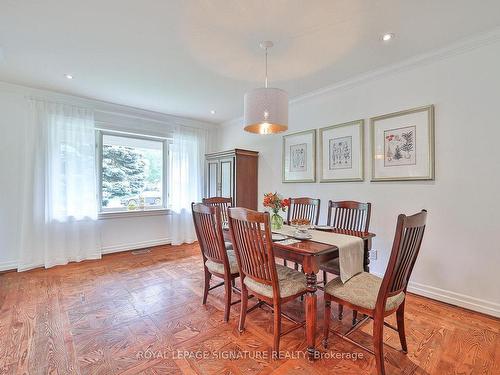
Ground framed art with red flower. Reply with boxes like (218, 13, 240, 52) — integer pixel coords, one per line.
(371, 105, 434, 181)
(384, 125, 416, 167)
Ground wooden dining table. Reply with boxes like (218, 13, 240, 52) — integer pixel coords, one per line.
(223, 227, 375, 359)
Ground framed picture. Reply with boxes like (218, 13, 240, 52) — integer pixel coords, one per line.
(319, 120, 364, 182)
(282, 129, 316, 183)
(371, 105, 435, 181)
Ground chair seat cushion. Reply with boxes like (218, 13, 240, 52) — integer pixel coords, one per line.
(205, 250, 239, 275)
(243, 264, 307, 298)
(325, 272, 405, 311)
(320, 258, 340, 274)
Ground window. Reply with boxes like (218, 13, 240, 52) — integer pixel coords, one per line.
(99, 132, 168, 213)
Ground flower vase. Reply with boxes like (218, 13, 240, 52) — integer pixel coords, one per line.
(271, 211, 284, 230)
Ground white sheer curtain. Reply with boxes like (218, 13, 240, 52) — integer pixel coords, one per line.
(18, 99, 101, 271)
(169, 125, 207, 245)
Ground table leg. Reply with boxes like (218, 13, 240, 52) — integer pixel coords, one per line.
(305, 272, 318, 360)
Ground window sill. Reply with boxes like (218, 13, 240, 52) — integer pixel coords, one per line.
(98, 208, 172, 220)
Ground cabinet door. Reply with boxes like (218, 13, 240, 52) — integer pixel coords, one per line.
(206, 160, 219, 198)
(220, 158, 234, 201)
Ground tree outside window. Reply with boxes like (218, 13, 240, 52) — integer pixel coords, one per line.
(101, 134, 165, 211)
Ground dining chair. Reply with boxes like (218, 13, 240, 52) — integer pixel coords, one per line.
(286, 197, 321, 227)
(202, 197, 232, 224)
(202, 197, 233, 250)
(228, 207, 307, 354)
(319, 200, 371, 323)
(191, 202, 240, 322)
(323, 210, 427, 375)
(285, 197, 321, 269)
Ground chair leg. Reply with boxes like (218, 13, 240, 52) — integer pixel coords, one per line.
(323, 300, 331, 348)
(273, 301, 282, 355)
(323, 270, 327, 286)
(231, 278, 236, 288)
(202, 268, 211, 305)
(373, 316, 386, 375)
(338, 304, 344, 320)
(284, 260, 288, 267)
(238, 284, 248, 332)
(294, 262, 299, 271)
(223, 276, 232, 322)
(352, 310, 358, 326)
(396, 303, 408, 353)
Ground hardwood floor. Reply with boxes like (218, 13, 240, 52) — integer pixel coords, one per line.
(0, 244, 498, 374)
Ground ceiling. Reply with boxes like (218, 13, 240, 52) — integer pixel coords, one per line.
(1, 0, 500, 124)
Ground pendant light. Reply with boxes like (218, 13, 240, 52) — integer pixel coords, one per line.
(244, 41, 288, 134)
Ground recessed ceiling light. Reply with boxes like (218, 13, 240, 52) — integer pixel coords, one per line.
(210, 109, 216, 115)
(382, 33, 395, 42)
(64, 74, 74, 80)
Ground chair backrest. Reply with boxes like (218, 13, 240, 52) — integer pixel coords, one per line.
(227, 207, 280, 298)
(287, 197, 321, 226)
(191, 202, 229, 272)
(202, 197, 232, 224)
(377, 210, 427, 311)
(327, 200, 371, 232)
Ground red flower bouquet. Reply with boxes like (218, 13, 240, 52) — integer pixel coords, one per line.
(263, 192, 289, 230)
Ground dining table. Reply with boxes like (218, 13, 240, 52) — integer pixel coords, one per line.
(223, 226, 376, 359)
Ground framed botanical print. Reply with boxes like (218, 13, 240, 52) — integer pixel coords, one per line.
(282, 129, 316, 183)
(371, 105, 435, 181)
(319, 120, 364, 182)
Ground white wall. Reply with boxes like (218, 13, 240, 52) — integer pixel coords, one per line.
(216, 39, 500, 316)
(0, 90, 27, 270)
(0, 82, 217, 270)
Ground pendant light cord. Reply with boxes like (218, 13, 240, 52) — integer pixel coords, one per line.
(265, 47, 268, 88)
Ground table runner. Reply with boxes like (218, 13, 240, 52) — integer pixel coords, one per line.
(272, 225, 364, 283)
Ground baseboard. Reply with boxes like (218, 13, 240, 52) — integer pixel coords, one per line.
(101, 238, 172, 254)
(0, 238, 173, 272)
(407, 281, 500, 318)
(1, 254, 103, 273)
(371, 272, 500, 318)
(0, 260, 18, 272)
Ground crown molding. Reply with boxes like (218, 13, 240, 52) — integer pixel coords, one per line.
(0, 80, 218, 130)
(221, 27, 500, 128)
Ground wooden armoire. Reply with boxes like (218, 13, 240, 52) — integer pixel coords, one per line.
(205, 149, 259, 210)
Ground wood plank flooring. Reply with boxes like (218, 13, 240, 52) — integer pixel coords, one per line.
(0, 243, 498, 374)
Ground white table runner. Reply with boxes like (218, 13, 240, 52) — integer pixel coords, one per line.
(272, 225, 364, 283)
